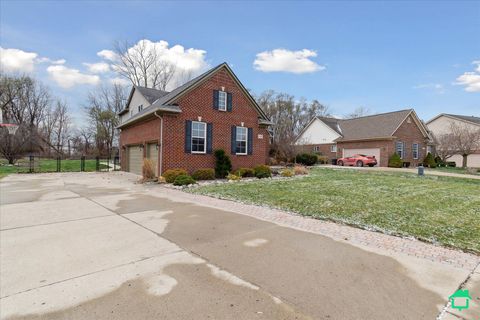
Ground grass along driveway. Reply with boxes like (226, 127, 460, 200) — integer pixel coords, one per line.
(191, 168, 480, 253)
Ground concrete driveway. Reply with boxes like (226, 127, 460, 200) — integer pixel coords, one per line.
(0, 172, 478, 319)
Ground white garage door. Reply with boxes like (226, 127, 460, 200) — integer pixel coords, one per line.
(343, 148, 380, 166)
(127, 145, 143, 175)
(449, 154, 480, 168)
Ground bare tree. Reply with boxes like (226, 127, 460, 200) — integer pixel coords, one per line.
(345, 106, 371, 119)
(113, 40, 177, 90)
(431, 132, 457, 163)
(85, 84, 127, 156)
(449, 122, 480, 168)
(256, 90, 330, 161)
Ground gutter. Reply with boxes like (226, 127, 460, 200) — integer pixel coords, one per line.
(154, 111, 164, 176)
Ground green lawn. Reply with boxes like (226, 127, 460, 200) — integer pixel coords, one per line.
(0, 159, 110, 175)
(429, 166, 480, 175)
(191, 168, 480, 253)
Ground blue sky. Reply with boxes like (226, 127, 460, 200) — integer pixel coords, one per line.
(1, 1, 479, 125)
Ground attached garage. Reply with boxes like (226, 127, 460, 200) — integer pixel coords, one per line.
(449, 154, 480, 168)
(342, 148, 381, 166)
(146, 143, 158, 175)
(127, 145, 143, 175)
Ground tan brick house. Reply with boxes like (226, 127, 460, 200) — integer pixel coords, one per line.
(117, 63, 272, 175)
(295, 109, 432, 167)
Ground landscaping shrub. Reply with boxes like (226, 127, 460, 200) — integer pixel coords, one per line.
(295, 153, 318, 166)
(317, 155, 329, 164)
(434, 156, 445, 167)
(388, 153, 402, 168)
(236, 167, 255, 178)
(173, 174, 196, 186)
(226, 173, 241, 181)
(214, 149, 232, 178)
(254, 165, 272, 179)
(163, 168, 188, 183)
(423, 152, 436, 168)
(157, 176, 166, 184)
(192, 168, 215, 180)
(281, 169, 294, 177)
(446, 161, 456, 167)
(294, 165, 309, 175)
(142, 159, 156, 181)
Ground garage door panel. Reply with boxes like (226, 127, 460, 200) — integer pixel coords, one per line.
(343, 148, 380, 166)
(127, 146, 143, 175)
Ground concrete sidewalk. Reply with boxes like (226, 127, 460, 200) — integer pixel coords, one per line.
(1, 172, 478, 319)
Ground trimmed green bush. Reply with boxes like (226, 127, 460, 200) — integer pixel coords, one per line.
(192, 168, 215, 180)
(254, 164, 272, 179)
(423, 152, 436, 168)
(236, 167, 255, 178)
(164, 168, 188, 183)
(226, 173, 241, 181)
(388, 153, 402, 168)
(434, 156, 445, 167)
(214, 149, 232, 178)
(281, 169, 294, 177)
(295, 153, 318, 166)
(173, 174, 196, 186)
(446, 161, 456, 167)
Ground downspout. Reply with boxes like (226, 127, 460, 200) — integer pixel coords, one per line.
(154, 111, 163, 176)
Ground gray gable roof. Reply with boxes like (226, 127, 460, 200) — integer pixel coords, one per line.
(136, 86, 169, 104)
(444, 114, 480, 125)
(336, 109, 412, 140)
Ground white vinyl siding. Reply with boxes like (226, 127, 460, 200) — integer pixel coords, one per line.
(218, 91, 227, 111)
(236, 126, 248, 155)
(191, 121, 206, 153)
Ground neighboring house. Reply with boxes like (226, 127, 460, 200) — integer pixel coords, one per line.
(117, 63, 272, 175)
(426, 113, 480, 168)
(296, 109, 432, 167)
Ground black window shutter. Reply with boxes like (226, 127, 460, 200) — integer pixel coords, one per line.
(247, 128, 253, 155)
(227, 93, 233, 112)
(185, 120, 192, 153)
(231, 126, 237, 155)
(207, 123, 213, 154)
(213, 90, 219, 110)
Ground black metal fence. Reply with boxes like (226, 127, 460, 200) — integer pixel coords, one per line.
(1, 156, 120, 174)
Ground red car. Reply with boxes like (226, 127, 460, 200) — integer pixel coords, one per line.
(337, 154, 377, 167)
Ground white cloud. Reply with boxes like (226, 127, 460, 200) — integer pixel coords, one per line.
(97, 49, 118, 61)
(413, 83, 445, 94)
(83, 62, 110, 73)
(37, 57, 66, 65)
(109, 77, 130, 86)
(47, 65, 100, 89)
(455, 60, 480, 92)
(253, 49, 325, 74)
(0, 47, 38, 73)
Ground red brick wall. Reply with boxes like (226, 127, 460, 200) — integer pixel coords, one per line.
(337, 115, 428, 167)
(120, 68, 269, 174)
(392, 115, 428, 167)
(296, 144, 336, 162)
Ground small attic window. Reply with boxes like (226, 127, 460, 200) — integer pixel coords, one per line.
(138, 105, 143, 112)
(407, 117, 412, 123)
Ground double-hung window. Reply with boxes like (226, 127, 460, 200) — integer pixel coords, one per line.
(218, 91, 227, 111)
(412, 143, 419, 160)
(396, 141, 404, 159)
(138, 104, 143, 112)
(191, 121, 206, 153)
(236, 126, 248, 155)
(331, 144, 337, 153)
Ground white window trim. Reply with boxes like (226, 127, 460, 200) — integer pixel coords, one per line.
(191, 121, 207, 154)
(412, 143, 419, 160)
(313, 146, 320, 152)
(396, 141, 404, 159)
(218, 91, 227, 111)
(331, 144, 337, 153)
(236, 126, 248, 155)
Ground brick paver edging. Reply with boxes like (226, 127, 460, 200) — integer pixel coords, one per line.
(153, 186, 479, 271)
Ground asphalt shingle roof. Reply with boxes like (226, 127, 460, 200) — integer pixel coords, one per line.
(135, 86, 169, 104)
(444, 114, 480, 125)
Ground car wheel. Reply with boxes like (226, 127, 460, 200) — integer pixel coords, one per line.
(356, 161, 364, 167)
(338, 161, 344, 166)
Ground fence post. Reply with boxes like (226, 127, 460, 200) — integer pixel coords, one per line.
(56, 157, 61, 172)
(80, 156, 85, 172)
(95, 156, 100, 171)
(29, 155, 34, 173)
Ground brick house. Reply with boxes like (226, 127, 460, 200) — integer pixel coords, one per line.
(295, 109, 432, 167)
(117, 63, 272, 175)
